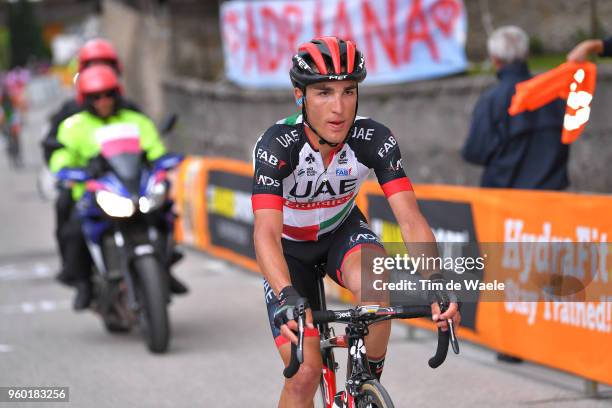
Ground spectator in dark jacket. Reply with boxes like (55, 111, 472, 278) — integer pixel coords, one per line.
(462, 26, 569, 190)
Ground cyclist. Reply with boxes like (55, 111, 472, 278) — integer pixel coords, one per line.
(252, 36, 461, 407)
(0, 80, 23, 167)
(49, 65, 186, 310)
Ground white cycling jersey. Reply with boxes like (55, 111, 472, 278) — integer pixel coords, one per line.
(252, 113, 412, 241)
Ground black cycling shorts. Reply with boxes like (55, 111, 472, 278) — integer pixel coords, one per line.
(263, 206, 385, 346)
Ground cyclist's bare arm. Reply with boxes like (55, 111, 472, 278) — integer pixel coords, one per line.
(254, 209, 314, 343)
(253, 209, 291, 295)
(387, 190, 436, 244)
(387, 190, 461, 328)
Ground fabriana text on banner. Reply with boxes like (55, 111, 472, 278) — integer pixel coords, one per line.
(220, 0, 468, 88)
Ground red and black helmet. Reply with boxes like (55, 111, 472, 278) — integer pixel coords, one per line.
(76, 65, 123, 104)
(78, 38, 122, 73)
(290, 36, 366, 89)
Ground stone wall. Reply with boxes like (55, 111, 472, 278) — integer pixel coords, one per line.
(162, 67, 612, 194)
(148, 0, 612, 80)
(464, 0, 612, 59)
(100, 0, 171, 121)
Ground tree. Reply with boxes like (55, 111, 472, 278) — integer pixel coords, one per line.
(8, 0, 49, 68)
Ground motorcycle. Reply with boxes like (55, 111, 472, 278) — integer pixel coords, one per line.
(56, 120, 182, 354)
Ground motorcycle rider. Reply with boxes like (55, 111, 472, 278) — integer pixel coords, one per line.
(42, 39, 141, 285)
(49, 65, 186, 310)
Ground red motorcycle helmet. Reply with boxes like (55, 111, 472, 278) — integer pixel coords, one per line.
(78, 38, 122, 74)
(76, 65, 123, 104)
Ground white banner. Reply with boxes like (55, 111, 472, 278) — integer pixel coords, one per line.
(221, 0, 467, 88)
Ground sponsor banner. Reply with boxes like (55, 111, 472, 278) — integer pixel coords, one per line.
(173, 157, 207, 247)
(360, 182, 612, 385)
(220, 0, 467, 88)
(207, 171, 256, 260)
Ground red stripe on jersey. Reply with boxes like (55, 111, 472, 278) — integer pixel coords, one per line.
(380, 177, 413, 198)
(282, 223, 319, 241)
(252, 194, 283, 212)
(284, 192, 354, 210)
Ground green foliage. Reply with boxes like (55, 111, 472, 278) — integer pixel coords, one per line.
(0, 28, 10, 70)
(8, 0, 50, 68)
(529, 36, 544, 56)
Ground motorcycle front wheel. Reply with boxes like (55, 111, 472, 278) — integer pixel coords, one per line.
(134, 255, 170, 353)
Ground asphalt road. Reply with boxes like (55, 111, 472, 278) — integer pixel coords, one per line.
(0, 80, 610, 407)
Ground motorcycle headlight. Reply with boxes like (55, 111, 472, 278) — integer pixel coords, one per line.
(96, 190, 135, 218)
(139, 182, 167, 214)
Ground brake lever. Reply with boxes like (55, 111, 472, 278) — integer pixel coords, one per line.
(439, 299, 460, 355)
(296, 302, 305, 363)
(447, 319, 460, 354)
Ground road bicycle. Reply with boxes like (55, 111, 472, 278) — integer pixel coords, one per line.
(283, 267, 460, 408)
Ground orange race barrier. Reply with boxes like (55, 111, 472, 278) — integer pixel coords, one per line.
(508, 61, 596, 144)
(174, 157, 259, 272)
(173, 157, 612, 385)
(361, 181, 612, 386)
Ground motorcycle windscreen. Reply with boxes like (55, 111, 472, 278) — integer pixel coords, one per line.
(95, 123, 144, 195)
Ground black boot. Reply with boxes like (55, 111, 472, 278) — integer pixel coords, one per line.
(55, 269, 77, 287)
(170, 250, 184, 266)
(73, 281, 93, 311)
(169, 273, 188, 295)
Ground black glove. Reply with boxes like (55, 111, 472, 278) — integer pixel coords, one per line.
(86, 156, 109, 178)
(273, 286, 309, 329)
(426, 273, 460, 311)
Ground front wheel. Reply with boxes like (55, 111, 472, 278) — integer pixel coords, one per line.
(356, 380, 394, 408)
(134, 255, 170, 353)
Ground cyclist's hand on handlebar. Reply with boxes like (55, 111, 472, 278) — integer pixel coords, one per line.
(431, 301, 461, 332)
(427, 273, 462, 332)
(273, 286, 314, 345)
(280, 309, 315, 345)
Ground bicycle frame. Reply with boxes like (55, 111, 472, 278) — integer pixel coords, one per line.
(316, 270, 339, 408)
(316, 271, 378, 408)
(306, 268, 457, 408)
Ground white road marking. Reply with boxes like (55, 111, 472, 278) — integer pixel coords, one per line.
(0, 266, 18, 277)
(0, 344, 13, 352)
(0, 262, 55, 281)
(21, 302, 36, 314)
(0, 300, 70, 315)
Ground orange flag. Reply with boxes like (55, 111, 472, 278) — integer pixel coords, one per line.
(508, 62, 596, 144)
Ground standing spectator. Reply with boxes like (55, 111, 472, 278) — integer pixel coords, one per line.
(462, 26, 571, 364)
(462, 26, 569, 190)
(567, 37, 612, 61)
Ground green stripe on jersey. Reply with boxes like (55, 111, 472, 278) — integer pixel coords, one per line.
(319, 198, 355, 230)
(277, 112, 301, 125)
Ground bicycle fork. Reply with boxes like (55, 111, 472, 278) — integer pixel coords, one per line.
(320, 325, 372, 408)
